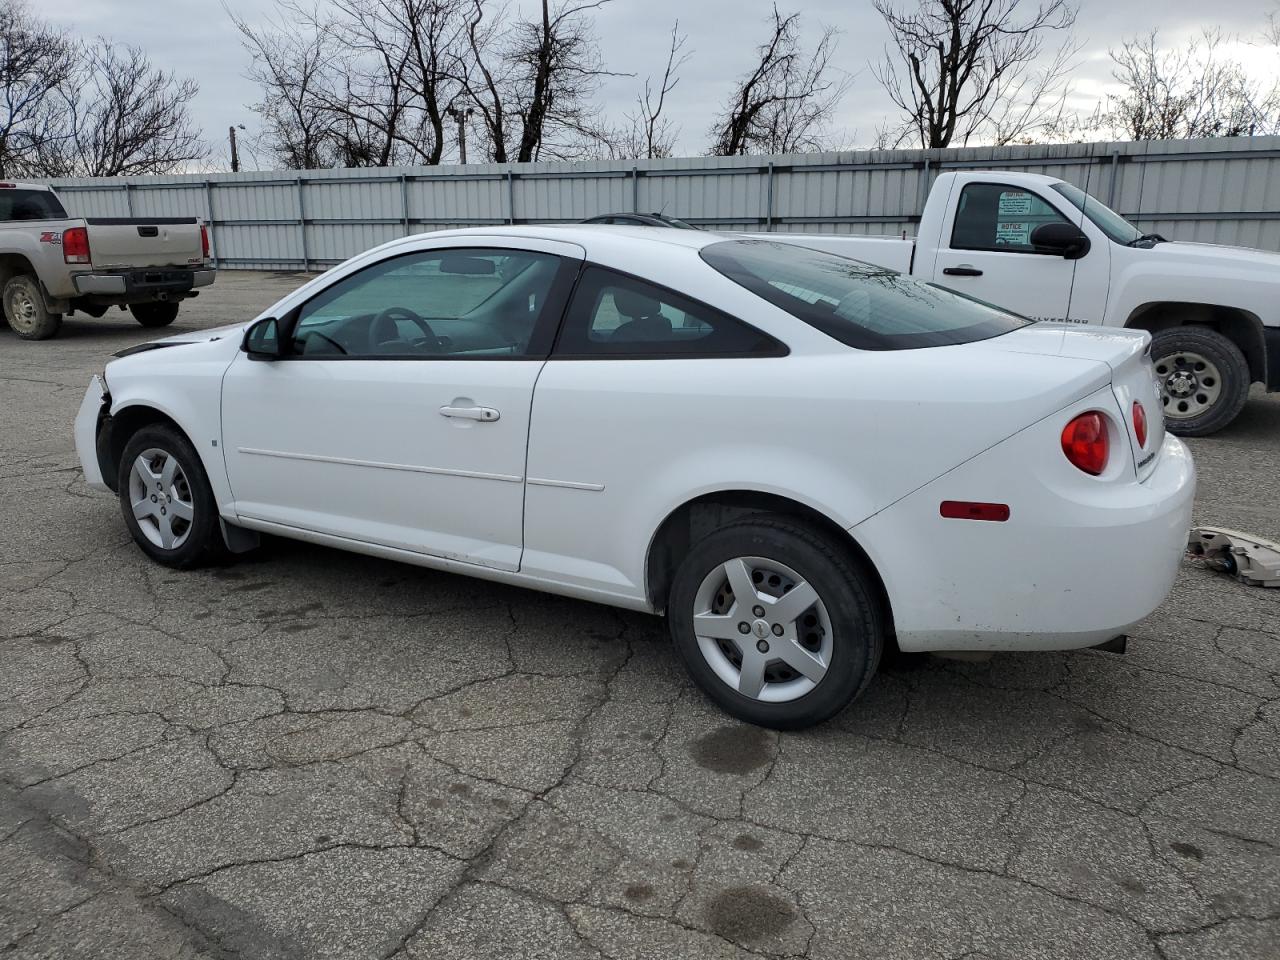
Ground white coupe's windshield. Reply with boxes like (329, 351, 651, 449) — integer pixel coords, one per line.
(1050, 182, 1143, 245)
(700, 239, 1031, 350)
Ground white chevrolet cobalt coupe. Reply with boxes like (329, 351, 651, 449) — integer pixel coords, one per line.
(75, 226, 1195, 728)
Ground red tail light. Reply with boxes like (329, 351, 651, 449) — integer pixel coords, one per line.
(200, 223, 210, 260)
(1132, 401, 1148, 448)
(62, 226, 90, 264)
(1061, 412, 1109, 476)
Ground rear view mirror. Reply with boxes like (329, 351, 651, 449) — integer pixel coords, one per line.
(242, 316, 284, 360)
(439, 254, 496, 275)
(1031, 222, 1090, 260)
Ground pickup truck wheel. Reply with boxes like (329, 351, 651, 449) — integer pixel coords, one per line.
(668, 514, 884, 730)
(1151, 327, 1250, 437)
(3, 275, 62, 340)
(117, 424, 228, 569)
(130, 302, 180, 328)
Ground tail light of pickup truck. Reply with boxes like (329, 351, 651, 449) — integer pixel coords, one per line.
(62, 226, 91, 264)
(200, 223, 210, 261)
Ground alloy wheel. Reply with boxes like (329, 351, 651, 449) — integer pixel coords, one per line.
(691, 556, 833, 703)
(128, 448, 195, 550)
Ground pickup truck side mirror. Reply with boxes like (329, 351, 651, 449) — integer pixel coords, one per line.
(1031, 222, 1091, 260)
(242, 317, 285, 360)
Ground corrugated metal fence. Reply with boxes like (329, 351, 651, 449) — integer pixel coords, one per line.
(46, 136, 1280, 271)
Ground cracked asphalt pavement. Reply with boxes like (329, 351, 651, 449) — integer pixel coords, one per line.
(2, 271, 1279, 960)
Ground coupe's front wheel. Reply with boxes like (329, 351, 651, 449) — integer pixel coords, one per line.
(117, 424, 227, 568)
(668, 515, 884, 729)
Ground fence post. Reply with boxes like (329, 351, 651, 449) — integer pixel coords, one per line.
(123, 182, 134, 217)
(296, 177, 309, 272)
(765, 161, 775, 232)
(1107, 149, 1121, 208)
(506, 169, 516, 224)
(400, 173, 410, 235)
(203, 181, 216, 268)
(917, 157, 931, 221)
(632, 166, 639, 213)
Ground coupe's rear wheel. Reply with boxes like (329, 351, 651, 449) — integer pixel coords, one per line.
(118, 424, 226, 568)
(668, 515, 884, 729)
(1151, 327, 1250, 436)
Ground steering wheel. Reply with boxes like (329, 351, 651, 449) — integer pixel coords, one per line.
(374, 306, 442, 353)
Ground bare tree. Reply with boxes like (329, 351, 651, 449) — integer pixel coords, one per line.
(873, 0, 1077, 148)
(52, 42, 205, 177)
(708, 6, 848, 156)
(0, 0, 75, 177)
(230, 3, 340, 169)
(618, 22, 689, 159)
(460, 0, 513, 162)
(1085, 30, 1275, 140)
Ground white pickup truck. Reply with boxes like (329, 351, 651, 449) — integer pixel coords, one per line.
(773, 170, 1280, 436)
(0, 181, 215, 341)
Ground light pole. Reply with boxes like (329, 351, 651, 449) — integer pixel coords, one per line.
(446, 101, 474, 164)
(229, 124, 246, 173)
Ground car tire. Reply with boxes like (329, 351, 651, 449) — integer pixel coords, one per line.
(3, 275, 62, 340)
(117, 423, 228, 569)
(130, 301, 181, 328)
(668, 514, 884, 730)
(1151, 326, 1250, 437)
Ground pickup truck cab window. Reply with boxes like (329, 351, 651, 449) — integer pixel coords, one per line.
(1050, 181, 1143, 245)
(0, 188, 68, 221)
(290, 248, 566, 359)
(950, 183, 1070, 253)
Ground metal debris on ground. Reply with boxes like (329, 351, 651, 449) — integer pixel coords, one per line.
(1185, 526, 1280, 587)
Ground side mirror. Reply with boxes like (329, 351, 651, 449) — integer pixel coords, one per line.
(1031, 222, 1091, 260)
(242, 316, 284, 360)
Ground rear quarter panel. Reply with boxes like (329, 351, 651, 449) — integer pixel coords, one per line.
(0, 219, 81, 298)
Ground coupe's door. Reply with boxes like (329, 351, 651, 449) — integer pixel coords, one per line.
(932, 181, 1081, 322)
(221, 239, 582, 570)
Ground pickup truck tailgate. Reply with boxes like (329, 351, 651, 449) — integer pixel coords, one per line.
(86, 218, 203, 270)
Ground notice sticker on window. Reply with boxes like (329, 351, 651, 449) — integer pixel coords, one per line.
(996, 222, 1030, 246)
(998, 191, 1033, 216)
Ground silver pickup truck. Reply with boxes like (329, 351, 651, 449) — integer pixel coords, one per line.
(0, 181, 215, 340)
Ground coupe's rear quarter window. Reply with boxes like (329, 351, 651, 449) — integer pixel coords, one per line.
(700, 239, 1030, 350)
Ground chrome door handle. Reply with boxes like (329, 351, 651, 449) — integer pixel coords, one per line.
(439, 404, 500, 422)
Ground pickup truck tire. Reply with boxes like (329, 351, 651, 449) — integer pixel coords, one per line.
(3, 275, 62, 340)
(668, 514, 883, 730)
(1151, 327, 1251, 437)
(117, 423, 228, 569)
(130, 302, 180, 328)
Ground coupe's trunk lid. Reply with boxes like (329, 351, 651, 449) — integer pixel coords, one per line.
(975, 323, 1164, 479)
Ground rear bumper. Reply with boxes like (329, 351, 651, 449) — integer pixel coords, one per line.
(74, 376, 113, 493)
(73, 268, 215, 298)
(855, 431, 1196, 653)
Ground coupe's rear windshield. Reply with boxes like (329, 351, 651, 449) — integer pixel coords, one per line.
(700, 239, 1031, 350)
(0, 188, 67, 222)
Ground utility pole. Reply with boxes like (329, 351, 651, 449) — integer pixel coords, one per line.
(446, 101, 474, 164)
(229, 126, 240, 173)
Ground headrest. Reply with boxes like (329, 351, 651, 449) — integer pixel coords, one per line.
(612, 287, 661, 318)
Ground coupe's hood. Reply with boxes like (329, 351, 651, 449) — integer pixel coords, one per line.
(113, 321, 250, 358)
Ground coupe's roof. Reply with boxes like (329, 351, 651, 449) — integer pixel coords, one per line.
(410, 223, 724, 253)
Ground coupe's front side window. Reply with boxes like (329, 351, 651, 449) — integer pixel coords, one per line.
(290, 248, 564, 358)
(700, 239, 1031, 351)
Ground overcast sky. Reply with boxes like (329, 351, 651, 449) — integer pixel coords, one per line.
(38, 0, 1279, 169)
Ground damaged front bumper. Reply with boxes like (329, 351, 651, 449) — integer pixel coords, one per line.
(74, 375, 114, 493)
